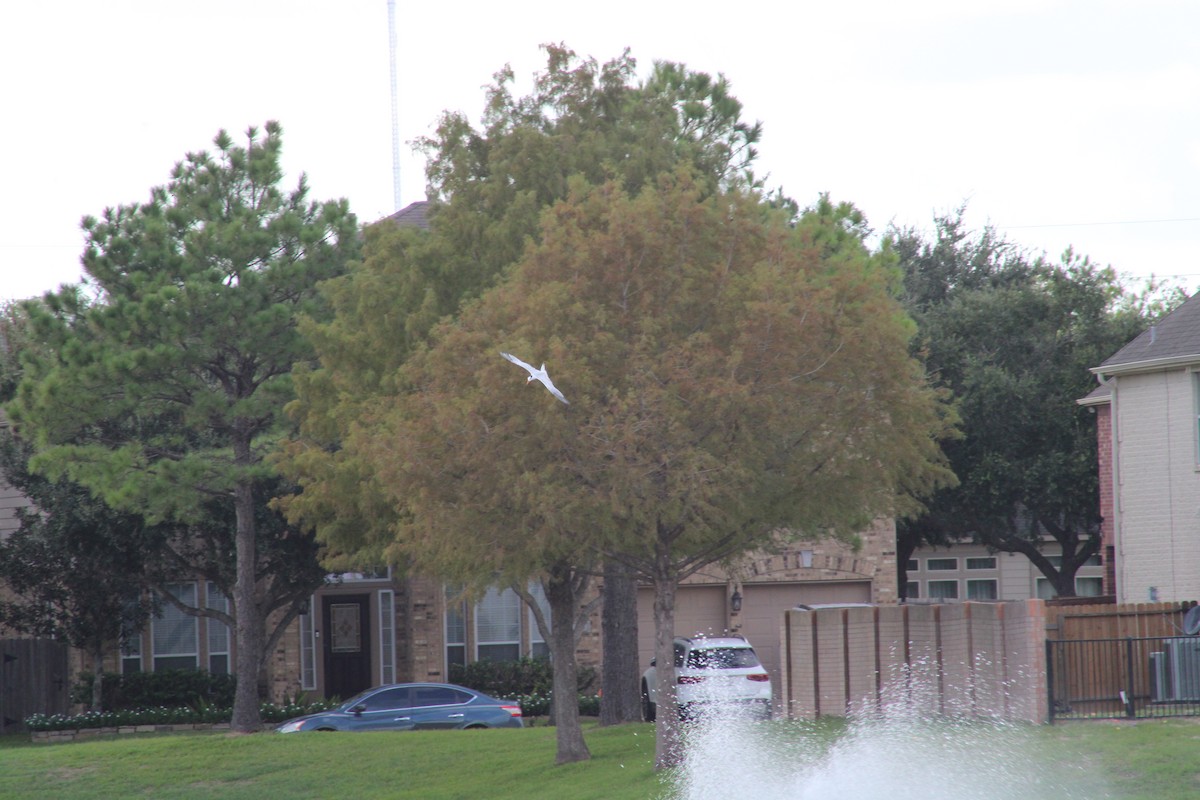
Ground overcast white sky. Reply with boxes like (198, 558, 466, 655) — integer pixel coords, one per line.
(3, 0, 1199, 303)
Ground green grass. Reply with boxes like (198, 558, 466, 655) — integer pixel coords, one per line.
(1, 718, 1199, 799)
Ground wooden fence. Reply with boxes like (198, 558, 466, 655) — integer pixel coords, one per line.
(1043, 600, 1195, 641)
(0, 639, 69, 733)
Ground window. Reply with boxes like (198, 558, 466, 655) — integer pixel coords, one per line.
(379, 589, 396, 685)
(1194, 371, 1200, 464)
(475, 587, 521, 662)
(121, 629, 143, 674)
(121, 596, 143, 673)
(905, 581, 920, 599)
(927, 580, 959, 600)
(362, 687, 411, 711)
(688, 648, 761, 669)
(527, 582, 550, 659)
(906, 559, 919, 571)
(413, 686, 471, 707)
(1076, 577, 1104, 597)
(445, 587, 466, 669)
(1036, 578, 1057, 600)
(153, 583, 198, 671)
(966, 557, 996, 570)
(299, 603, 317, 691)
(926, 558, 957, 571)
(205, 583, 230, 675)
(966, 579, 998, 600)
(331, 566, 391, 582)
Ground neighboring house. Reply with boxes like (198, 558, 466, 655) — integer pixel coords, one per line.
(1082, 290, 1200, 604)
(0, 472, 25, 541)
(906, 540, 1105, 603)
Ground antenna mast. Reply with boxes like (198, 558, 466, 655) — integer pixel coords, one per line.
(387, 0, 402, 211)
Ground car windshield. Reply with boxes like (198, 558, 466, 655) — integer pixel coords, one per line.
(688, 647, 760, 669)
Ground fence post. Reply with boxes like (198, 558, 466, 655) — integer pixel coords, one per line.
(1125, 637, 1135, 718)
(1045, 639, 1056, 723)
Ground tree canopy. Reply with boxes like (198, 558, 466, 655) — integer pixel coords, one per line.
(7, 122, 358, 731)
(276, 45, 778, 743)
(893, 212, 1178, 595)
(336, 173, 954, 767)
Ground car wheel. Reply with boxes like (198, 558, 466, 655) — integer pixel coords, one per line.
(641, 681, 656, 722)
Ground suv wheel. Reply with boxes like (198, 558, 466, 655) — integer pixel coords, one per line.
(641, 681, 656, 722)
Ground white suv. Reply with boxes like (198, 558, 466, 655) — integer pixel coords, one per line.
(640, 635, 772, 721)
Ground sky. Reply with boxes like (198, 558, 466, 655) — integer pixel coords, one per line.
(3, 0, 1199, 303)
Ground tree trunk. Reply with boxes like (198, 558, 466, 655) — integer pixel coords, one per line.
(546, 569, 591, 764)
(652, 573, 681, 770)
(91, 648, 105, 711)
(600, 561, 641, 725)
(231, 475, 263, 733)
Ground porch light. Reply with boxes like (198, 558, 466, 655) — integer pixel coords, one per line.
(730, 590, 743, 613)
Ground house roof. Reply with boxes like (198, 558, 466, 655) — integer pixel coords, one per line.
(1093, 290, 1200, 376)
(1077, 383, 1111, 407)
(383, 200, 431, 230)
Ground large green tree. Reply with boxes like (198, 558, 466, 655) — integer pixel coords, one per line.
(278, 44, 770, 731)
(346, 173, 954, 769)
(7, 122, 358, 731)
(893, 213, 1173, 596)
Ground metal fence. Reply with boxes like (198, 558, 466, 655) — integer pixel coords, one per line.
(1047, 635, 1200, 721)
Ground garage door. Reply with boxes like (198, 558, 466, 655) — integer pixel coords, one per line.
(635, 585, 727, 673)
(739, 581, 872, 702)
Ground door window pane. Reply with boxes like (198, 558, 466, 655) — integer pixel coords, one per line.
(379, 589, 396, 685)
(445, 586, 466, 669)
(300, 603, 317, 690)
(330, 603, 363, 653)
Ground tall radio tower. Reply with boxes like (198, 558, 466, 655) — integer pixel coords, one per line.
(387, 0, 402, 212)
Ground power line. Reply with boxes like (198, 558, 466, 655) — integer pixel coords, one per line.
(1001, 217, 1200, 230)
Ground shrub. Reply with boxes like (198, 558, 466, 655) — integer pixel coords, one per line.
(71, 670, 236, 711)
(25, 694, 338, 732)
(449, 656, 597, 699)
(449, 657, 600, 717)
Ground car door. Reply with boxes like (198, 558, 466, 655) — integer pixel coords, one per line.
(408, 686, 475, 729)
(346, 687, 416, 731)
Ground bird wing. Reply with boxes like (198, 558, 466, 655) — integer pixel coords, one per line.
(539, 374, 569, 405)
(500, 351, 535, 375)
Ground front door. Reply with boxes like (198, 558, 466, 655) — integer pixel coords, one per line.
(323, 594, 372, 700)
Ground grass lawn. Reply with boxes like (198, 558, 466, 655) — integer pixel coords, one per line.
(1, 717, 1198, 799)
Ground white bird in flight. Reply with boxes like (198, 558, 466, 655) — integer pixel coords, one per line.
(501, 352, 569, 405)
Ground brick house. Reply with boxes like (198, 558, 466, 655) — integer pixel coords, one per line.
(266, 519, 899, 706)
(1081, 289, 1200, 602)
